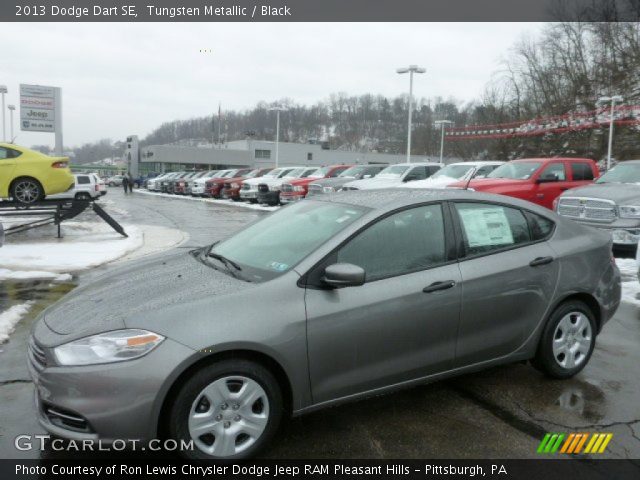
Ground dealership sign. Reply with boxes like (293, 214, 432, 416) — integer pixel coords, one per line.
(20, 84, 58, 132)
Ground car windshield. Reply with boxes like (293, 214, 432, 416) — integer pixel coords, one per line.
(596, 163, 640, 184)
(209, 201, 368, 282)
(308, 166, 332, 178)
(285, 168, 306, 178)
(263, 168, 288, 178)
(431, 164, 474, 179)
(377, 165, 410, 178)
(488, 161, 542, 180)
(338, 166, 368, 177)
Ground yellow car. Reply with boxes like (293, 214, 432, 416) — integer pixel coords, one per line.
(0, 143, 74, 205)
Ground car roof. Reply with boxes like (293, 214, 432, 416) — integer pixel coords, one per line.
(388, 162, 442, 166)
(448, 161, 504, 166)
(313, 188, 554, 216)
(512, 157, 595, 163)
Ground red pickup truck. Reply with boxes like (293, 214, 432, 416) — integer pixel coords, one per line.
(279, 165, 351, 204)
(448, 157, 599, 209)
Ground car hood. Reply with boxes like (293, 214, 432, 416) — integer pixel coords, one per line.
(311, 178, 353, 188)
(42, 249, 254, 338)
(560, 183, 640, 204)
(402, 176, 459, 189)
(344, 177, 403, 189)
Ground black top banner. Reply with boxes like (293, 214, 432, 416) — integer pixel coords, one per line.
(3, 0, 640, 22)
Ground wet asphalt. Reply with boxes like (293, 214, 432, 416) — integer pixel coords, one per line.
(0, 188, 638, 459)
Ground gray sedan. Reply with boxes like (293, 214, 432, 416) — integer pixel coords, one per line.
(28, 189, 621, 459)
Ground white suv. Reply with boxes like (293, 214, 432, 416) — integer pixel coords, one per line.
(47, 173, 105, 200)
(342, 162, 443, 190)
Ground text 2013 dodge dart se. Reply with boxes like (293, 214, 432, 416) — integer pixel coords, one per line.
(29, 189, 620, 459)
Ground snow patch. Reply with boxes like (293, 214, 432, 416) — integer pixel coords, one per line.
(135, 189, 279, 211)
(0, 269, 72, 282)
(616, 258, 640, 306)
(0, 302, 34, 344)
(0, 221, 144, 273)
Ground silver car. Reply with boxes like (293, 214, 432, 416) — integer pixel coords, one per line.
(28, 189, 620, 459)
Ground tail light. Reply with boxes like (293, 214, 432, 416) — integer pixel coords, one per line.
(52, 161, 68, 168)
(95, 185, 99, 191)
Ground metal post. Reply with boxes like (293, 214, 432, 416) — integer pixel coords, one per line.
(275, 110, 280, 168)
(407, 70, 414, 163)
(606, 98, 615, 171)
(440, 123, 445, 163)
(8, 105, 15, 142)
(54, 87, 63, 156)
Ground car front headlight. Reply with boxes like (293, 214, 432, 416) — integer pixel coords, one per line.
(293, 186, 305, 192)
(323, 186, 336, 193)
(54, 329, 165, 366)
(231, 182, 239, 189)
(619, 206, 640, 219)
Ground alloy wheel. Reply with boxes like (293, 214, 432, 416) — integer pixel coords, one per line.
(188, 376, 269, 457)
(13, 180, 41, 204)
(552, 311, 593, 369)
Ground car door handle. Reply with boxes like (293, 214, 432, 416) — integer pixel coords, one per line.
(529, 256, 554, 267)
(423, 280, 456, 293)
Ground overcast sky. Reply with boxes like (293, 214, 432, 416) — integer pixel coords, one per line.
(1, 22, 544, 147)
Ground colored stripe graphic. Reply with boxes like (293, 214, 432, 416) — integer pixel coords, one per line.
(539, 433, 613, 455)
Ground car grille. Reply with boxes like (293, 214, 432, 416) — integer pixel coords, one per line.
(281, 184, 293, 193)
(557, 197, 617, 223)
(223, 182, 231, 189)
(258, 184, 269, 193)
(28, 337, 47, 371)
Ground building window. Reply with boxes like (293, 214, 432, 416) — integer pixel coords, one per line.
(307, 153, 313, 161)
(255, 149, 271, 159)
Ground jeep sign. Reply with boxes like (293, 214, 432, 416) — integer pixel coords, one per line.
(19, 83, 64, 154)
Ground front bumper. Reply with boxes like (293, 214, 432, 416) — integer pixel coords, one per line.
(257, 190, 280, 205)
(28, 334, 195, 443)
(280, 193, 305, 204)
(239, 190, 258, 200)
(191, 184, 206, 195)
(222, 188, 240, 200)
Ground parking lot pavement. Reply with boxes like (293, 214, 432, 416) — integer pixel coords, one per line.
(0, 188, 638, 459)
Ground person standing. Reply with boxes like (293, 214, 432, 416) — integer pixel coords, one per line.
(127, 173, 134, 193)
(122, 173, 130, 194)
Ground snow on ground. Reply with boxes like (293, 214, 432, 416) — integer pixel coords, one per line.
(615, 258, 640, 307)
(0, 302, 34, 343)
(135, 189, 280, 212)
(0, 269, 72, 282)
(0, 221, 144, 273)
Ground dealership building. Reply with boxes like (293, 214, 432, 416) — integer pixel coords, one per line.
(123, 135, 436, 176)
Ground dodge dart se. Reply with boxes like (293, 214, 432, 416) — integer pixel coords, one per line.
(28, 189, 620, 459)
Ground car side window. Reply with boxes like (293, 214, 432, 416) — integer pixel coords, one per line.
(77, 176, 90, 185)
(474, 166, 495, 178)
(454, 203, 531, 256)
(337, 204, 446, 281)
(539, 163, 566, 181)
(404, 166, 428, 182)
(524, 211, 555, 241)
(571, 162, 594, 181)
(329, 166, 348, 177)
(427, 165, 441, 176)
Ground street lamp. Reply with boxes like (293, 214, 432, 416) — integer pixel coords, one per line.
(269, 106, 287, 167)
(434, 120, 453, 164)
(598, 95, 624, 171)
(397, 65, 426, 163)
(7, 105, 15, 142)
(0, 85, 7, 143)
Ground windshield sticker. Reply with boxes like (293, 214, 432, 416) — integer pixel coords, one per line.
(269, 261, 289, 272)
(459, 207, 514, 247)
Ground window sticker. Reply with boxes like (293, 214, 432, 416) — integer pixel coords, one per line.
(269, 261, 289, 271)
(459, 207, 514, 247)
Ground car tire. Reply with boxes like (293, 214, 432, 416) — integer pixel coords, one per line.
(168, 359, 283, 460)
(10, 177, 44, 205)
(532, 300, 596, 379)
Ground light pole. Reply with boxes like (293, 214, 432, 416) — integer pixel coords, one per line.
(269, 106, 286, 167)
(397, 65, 426, 163)
(7, 105, 15, 142)
(598, 95, 624, 171)
(434, 120, 453, 164)
(0, 85, 7, 142)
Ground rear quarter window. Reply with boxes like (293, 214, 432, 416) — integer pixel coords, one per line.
(571, 162, 595, 181)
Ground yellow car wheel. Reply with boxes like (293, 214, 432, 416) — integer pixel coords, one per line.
(11, 177, 44, 205)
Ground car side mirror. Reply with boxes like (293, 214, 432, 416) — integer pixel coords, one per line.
(323, 263, 366, 288)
